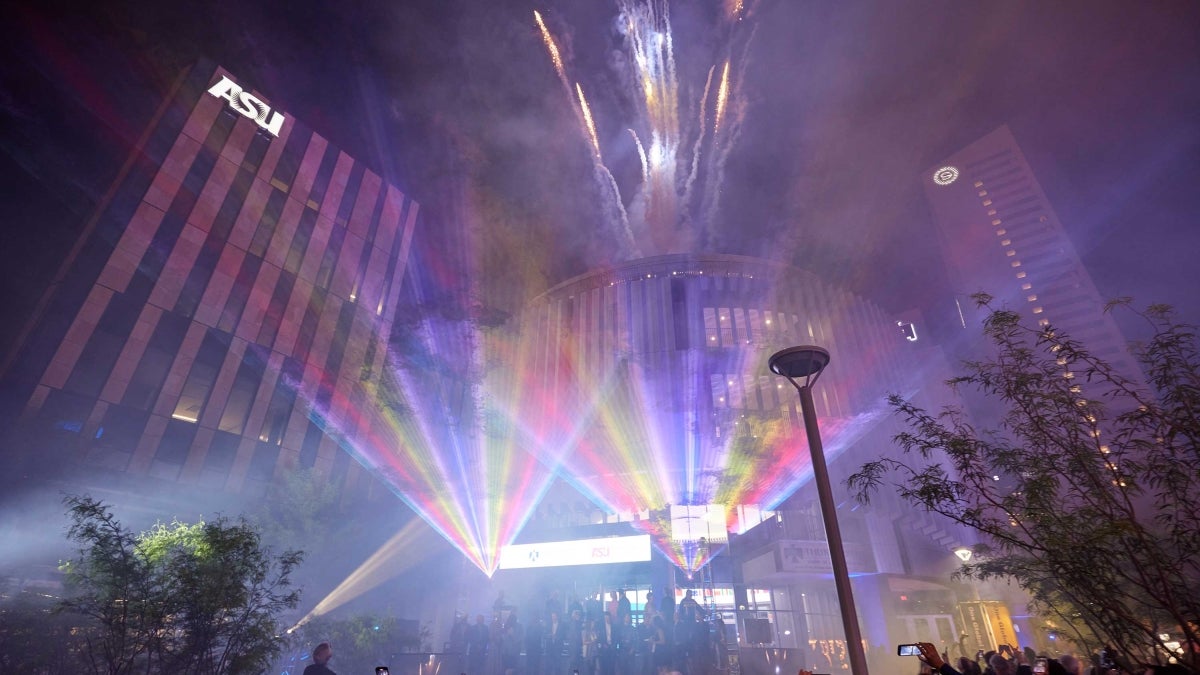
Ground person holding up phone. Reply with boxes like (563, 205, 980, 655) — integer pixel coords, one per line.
(917, 642, 966, 675)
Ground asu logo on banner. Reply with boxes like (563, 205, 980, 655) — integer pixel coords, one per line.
(207, 75, 286, 137)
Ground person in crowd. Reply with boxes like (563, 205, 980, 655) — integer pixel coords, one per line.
(636, 608, 656, 675)
(582, 618, 599, 675)
(991, 652, 1017, 675)
(569, 594, 585, 619)
(660, 589, 675, 633)
(567, 609, 586, 675)
(670, 612, 690, 672)
(597, 612, 617, 675)
(678, 590, 700, 623)
(959, 656, 983, 675)
(650, 615, 671, 674)
(983, 652, 999, 675)
(450, 613, 469, 655)
(917, 641, 965, 675)
(545, 611, 566, 675)
(503, 612, 524, 675)
(304, 642, 337, 675)
(468, 615, 490, 675)
(618, 590, 632, 623)
(615, 612, 635, 675)
(525, 615, 545, 675)
(488, 614, 506, 675)
(586, 592, 604, 623)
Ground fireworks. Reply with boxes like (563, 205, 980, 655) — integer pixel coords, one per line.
(534, 0, 753, 254)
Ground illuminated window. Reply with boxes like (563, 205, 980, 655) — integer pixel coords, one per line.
(1027, 295, 1038, 302)
(1021, 283, 1032, 290)
(1038, 319, 1050, 326)
(1011, 261, 1022, 268)
(974, 181, 984, 188)
(982, 199, 993, 206)
(1006, 250, 1016, 257)
(1032, 307, 1043, 314)
(987, 209, 997, 216)
(1001, 239, 1011, 246)
(978, 190, 988, 197)
(996, 228, 1006, 235)
(1016, 271, 1027, 278)
(992, 219, 1002, 225)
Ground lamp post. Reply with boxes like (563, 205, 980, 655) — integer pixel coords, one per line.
(768, 346, 869, 675)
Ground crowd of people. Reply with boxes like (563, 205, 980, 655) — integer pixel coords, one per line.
(447, 589, 728, 675)
(905, 641, 1190, 675)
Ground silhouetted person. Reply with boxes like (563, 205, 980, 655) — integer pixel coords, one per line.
(304, 642, 337, 675)
(617, 590, 632, 623)
(467, 614, 490, 675)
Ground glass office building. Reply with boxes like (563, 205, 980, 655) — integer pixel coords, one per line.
(1, 63, 418, 499)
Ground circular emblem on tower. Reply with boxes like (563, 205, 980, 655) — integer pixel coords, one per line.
(932, 166, 960, 186)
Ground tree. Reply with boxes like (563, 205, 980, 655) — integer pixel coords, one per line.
(59, 495, 303, 674)
(849, 297, 1200, 673)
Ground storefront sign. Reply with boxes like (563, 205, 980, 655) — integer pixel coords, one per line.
(498, 534, 651, 570)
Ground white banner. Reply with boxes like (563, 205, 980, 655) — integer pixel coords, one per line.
(498, 535, 652, 570)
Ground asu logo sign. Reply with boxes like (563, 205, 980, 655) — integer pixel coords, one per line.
(207, 75, 286, 137)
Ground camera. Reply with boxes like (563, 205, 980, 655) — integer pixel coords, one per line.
(897, 644, 922, 657)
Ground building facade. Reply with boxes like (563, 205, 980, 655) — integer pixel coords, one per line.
(922, 125, 1140, 383)
(0, 63, 417, 500)
(510, 254, 973, 671)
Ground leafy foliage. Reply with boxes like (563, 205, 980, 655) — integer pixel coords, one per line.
(59, 495, 303, 674)
(849, 297, 1200, 673)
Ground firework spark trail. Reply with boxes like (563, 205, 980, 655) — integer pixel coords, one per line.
(534, 10, 569, 89)
(576, 83, 602, 158)
(714, 61, 731, 133)
(534, 10, 638, 255)
(699, 30, 754, 240)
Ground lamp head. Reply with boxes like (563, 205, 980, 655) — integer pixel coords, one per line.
(768, 346, 831, 379)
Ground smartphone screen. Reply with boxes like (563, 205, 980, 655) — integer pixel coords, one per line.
(376, 668, 390, 675)
(898, 645, 921, 657)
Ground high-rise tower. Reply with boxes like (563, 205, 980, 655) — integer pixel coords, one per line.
(923, 125, 1140, 382)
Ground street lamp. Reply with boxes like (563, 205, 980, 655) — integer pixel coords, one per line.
(768, 346, 869, 675)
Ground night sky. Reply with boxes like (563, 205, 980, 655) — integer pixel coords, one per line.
(3, 0, 1198, 356)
